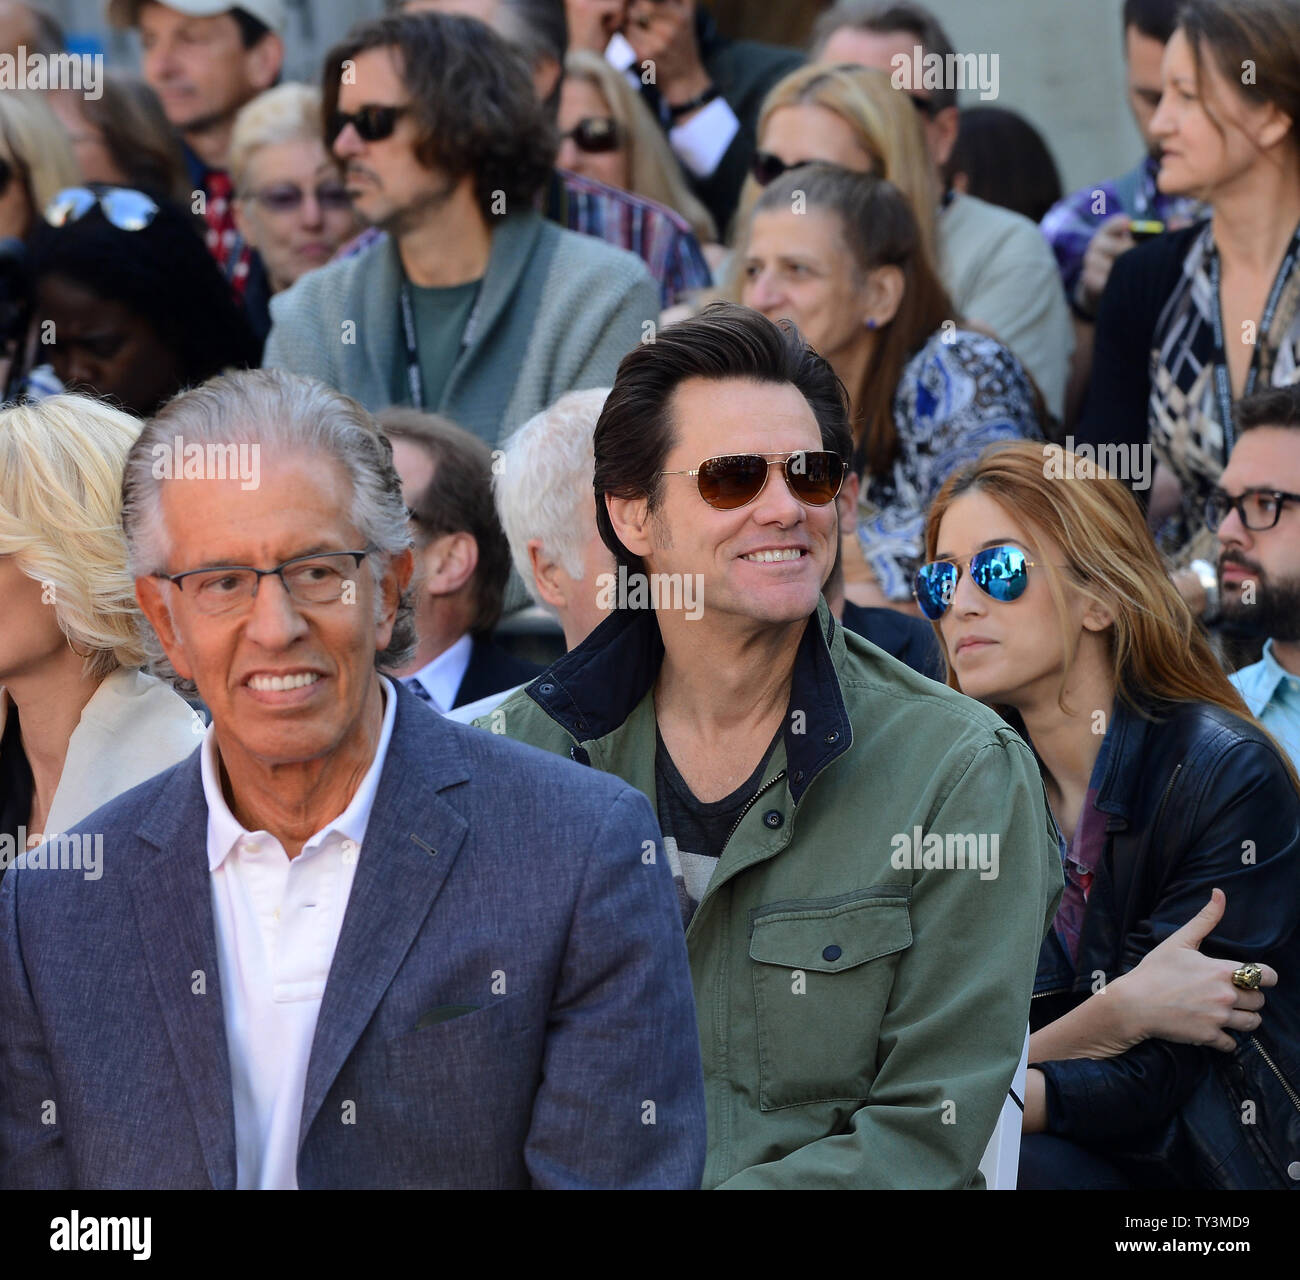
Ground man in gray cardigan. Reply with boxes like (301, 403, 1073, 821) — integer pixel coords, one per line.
(264, 11, 657, 444)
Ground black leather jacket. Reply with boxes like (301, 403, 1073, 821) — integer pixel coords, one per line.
(1028, 696, 1300, 1189)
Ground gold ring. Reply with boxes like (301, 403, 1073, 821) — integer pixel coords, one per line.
(1232, 962, 1264, 991)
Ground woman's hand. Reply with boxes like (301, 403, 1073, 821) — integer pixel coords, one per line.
(1112, 889, 1277, 1052)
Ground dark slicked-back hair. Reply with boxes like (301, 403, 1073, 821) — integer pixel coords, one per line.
(321, 12, 557, 217)
(377, 407, 513, 634)
(594, 303, 852, 575)
(1236, 383, 1300, 434)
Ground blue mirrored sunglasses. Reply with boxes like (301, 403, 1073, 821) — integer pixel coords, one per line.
(913, 545, 1039, 620)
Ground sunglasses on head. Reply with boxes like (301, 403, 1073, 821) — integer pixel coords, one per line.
(249, 180, 353, 213)
(326, 104, 410, 147)
(663, 451, 846, 511)
(44, 186, 159, 231)
(563, 116, 622, 154)
(913, 545, 1040, 620)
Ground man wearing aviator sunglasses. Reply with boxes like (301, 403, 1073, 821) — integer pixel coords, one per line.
(1216, 386, 1300, 770)
(495, 304, 1061, 1189)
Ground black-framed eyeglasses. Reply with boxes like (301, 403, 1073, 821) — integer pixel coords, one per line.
(44, 185, 159, 231)
(662, 451, 846, 511)
(326, 104, 410, 147)
(562, 116, 622, 154)
(153, 549, 372, 615)
(750, 150, 823, 187)
(1205, 486, 1300, 532)
(247, 180, 353, 213)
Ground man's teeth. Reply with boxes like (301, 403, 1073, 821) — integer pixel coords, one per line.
(743, 549, 803, 563)
(248, 672, 321, 692)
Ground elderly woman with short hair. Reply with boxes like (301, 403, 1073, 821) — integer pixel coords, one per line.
(230, 83, 361, 343)
(0, 395, 200, 859)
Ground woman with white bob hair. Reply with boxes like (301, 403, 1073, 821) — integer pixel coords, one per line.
(0, 395, 201, 862)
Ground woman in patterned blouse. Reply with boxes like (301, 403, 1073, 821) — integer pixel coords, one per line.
(1077, 0, 1300, 612)
(741, 164, 1043, 605)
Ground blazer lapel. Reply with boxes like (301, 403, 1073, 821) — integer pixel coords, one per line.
(128, 755, 237, 1190)
(298, 689, 471, 1148)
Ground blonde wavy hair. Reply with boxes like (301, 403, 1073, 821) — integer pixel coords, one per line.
(229, 82, 325, 195)
(0, 395, 148, 679)
(722, 63, 938, 295)
(0, 91, 81, 226)
(564, 50, 717, 245)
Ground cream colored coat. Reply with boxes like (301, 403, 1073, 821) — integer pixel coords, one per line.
(0, 667, 201, 836)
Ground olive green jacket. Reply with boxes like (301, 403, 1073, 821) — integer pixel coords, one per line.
(486, 600, 1062, 1188)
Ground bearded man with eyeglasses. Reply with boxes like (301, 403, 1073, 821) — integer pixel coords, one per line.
(1216, 385, 1300, 770)
(492, 302, 1063, 1189)
(0, 367, 706, 1189)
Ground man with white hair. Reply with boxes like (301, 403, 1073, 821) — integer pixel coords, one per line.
(0, 367, 705, 1190)
(495, 387, 617, 652)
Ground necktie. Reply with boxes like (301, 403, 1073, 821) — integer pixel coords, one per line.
(405, 677, 434, 705)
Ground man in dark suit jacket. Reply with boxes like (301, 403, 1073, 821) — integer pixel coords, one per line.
(0, 368, 704, 1190)
(378, 407, 543, 713)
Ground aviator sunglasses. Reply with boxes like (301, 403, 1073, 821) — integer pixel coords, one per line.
(913, 544, 1041, 620)
(663, 451, 846, 511)
(44, 185, 158, 231)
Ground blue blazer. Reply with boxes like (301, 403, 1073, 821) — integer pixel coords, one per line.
(0, 682, 706, 1189)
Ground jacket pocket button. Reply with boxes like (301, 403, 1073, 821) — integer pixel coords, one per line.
(539, 682, 555, 694)
(822, 945, 842, 962)
(824, 730, 840, 744)
(763, 810, 783, 828)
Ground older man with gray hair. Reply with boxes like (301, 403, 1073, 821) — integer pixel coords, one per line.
(494, 386, 617, 652)
(0, 368, 705, 1191)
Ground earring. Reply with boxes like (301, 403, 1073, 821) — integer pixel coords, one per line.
(64, 631, 93, 660)
(865, 318, 878, 330)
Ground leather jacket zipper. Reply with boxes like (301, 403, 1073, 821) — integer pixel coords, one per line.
(1031, 987, 1069, 1000)
(721, 771, 787, 855)
(1251, 1035, 1300, 1115)
(1151, 762, 1183, 832)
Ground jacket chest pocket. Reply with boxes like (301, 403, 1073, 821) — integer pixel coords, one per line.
(750, 891, 912, 1111)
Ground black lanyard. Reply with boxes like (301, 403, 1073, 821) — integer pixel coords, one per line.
(399, 283, 424, 409)
(1208, 220, 1300, 455)
(398, 281, 482, 411)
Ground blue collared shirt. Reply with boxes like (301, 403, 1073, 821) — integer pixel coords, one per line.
(1231, 640, 1300, 769)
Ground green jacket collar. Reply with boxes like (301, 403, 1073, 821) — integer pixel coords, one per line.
(523, 597, 854, 805)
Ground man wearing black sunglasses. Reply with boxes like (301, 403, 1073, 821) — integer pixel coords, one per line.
(492, 303, 1062, 1189)
(1215, 386, 1300, 770)
(263, 11, 657, 442)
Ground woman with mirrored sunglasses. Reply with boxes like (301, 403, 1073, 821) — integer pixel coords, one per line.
(741, 165, 1043, 612)
(922, 440, 1300, 1190)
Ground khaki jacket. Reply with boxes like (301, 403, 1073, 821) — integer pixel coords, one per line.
(489, 600, 1062, 1188)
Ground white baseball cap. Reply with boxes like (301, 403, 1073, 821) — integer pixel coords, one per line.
(106, 0, 287, 34)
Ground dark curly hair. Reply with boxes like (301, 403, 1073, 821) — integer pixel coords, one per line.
(322, 11, 557, 218)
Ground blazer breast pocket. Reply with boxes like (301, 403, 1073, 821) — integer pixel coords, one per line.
(384, 994, 532, 1087)
(750, 888, 912, 1111)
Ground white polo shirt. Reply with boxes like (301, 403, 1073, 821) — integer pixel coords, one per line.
(201, 676, 397, 1189)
